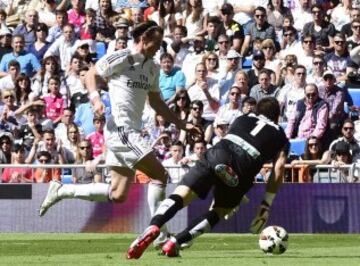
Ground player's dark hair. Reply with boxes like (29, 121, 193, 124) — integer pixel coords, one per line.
(132, 21, 163, 43)
(256, 97, 280, 123)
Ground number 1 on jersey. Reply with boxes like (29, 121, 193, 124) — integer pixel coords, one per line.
(250, 121, 266, 136)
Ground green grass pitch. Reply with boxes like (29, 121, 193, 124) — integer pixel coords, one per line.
(1, 233, 360, 266)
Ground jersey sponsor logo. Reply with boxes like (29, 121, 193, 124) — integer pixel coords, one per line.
(126, 79, 151, 90)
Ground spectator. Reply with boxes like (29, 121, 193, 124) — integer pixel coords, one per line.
(71, 41, 95, 67)
(292, 0, 313, 32)
(36, 129, 65, 164)
(152, 130, 172, 161)
(179, 100, 213, 144)
(148, 0, 178, 39)
(218, 3, 244, 52)
(70, 66, 90, 111)
(37, 0, 58, 27)
(303, 4, 336, 52)
(182, 35, 206, 87)
(1, 144, 32, 183)
(162, 140, 187, 183)
(290, 136, 331, 182)
(212, 118, 229, 145)
(246, 49, 276, 89)
(47, 9, 69, 44)
(14, 74, 34, 107)
(278, 54, 297, 87)
(61, 122, 81, 164)
(241, 96, 257, 114)
(107, 18, 130, 54)
(203, 16, 221, 51)
(298, 33, 316, 75)
(12, 9, 39, 50)
(215, 85, 243, 126)
(203, 51, 220, 82)
(267, 0, 292, 36)
(216, 34, 231, 71)
(44, 24, 77, 71)
(330, 140, 355, 182)
(64, 54, 85, 98)
(32, 55, 68, 99)
(0, 35, 41, 77)
(182, 0, 208, 39)
(55, 108, 75, 145)
(187, 62, 220, 121)
(346, 18, 360, 51)
(250, 69, 279, 102)
(279, 25, 301, 59)
(159, 52, 186, 103)
(115, 0, 149, 11)
(261, 39, 281, 82)
(0, 89, 19, 133)
(241, 6, 276, 57)
(42, 75, 66, 124)
(306, 55, 326, 86)
(330, 0, 352, 31)
(319, 70, 346, 138)
(0, 134, 12, 164)
(325, 32, 350, 83)
(168, 25, 190, 68)
(33, 151, 61, 183)
(341, 7, 360, 38)
(286, 83, 330, 144)
(27, 23, 51, 61)
(182, 139, 207, 166)
(16, 107, 42, 151)
(278, 65, 306, 122)
(0, 60, 20, 92)
(0, 28, 12, 61)
(169, 89, 191, 123)
(130, 8, 145, 29)
(73, 139, 102, 183)
(329, 119, 360, 163)
(95, 0, 117, 43)
(80, 8, 97, 40)
(218, 49, 242, 105)
(68, 0, 86, 28)
(86, 114, 105, 159)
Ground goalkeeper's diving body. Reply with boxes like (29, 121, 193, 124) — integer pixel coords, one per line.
(127, 97, 290, 259)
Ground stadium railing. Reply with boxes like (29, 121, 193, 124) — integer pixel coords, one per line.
(0, 163, 358, 184)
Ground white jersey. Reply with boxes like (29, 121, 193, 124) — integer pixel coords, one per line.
(95, 49, 160, 131)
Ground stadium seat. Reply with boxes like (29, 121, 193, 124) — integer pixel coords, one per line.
(279, 122, 287, 131)
(289, 138, 306, 156)
(242, 57, 252, 69)
(348, 88, 360, 107)
(96, 42, 107, 60)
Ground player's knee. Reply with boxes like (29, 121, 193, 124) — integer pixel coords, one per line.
(111, 191, 128, 203)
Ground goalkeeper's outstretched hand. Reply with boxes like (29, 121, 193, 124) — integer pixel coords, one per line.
(249, 201, 270, 234)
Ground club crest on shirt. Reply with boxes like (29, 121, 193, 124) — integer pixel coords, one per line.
(128, 56, 135, 71)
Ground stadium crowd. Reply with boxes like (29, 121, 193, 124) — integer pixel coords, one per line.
(0, 0, 360, 183)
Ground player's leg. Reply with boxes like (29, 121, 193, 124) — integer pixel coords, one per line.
(39, 166, 134, 216)
(134, 152, 169, 247)
(162, 207, 231, 257)
(127, 185, 197, 259)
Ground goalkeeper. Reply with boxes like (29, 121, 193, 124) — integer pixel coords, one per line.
(127, 97, 289, 259)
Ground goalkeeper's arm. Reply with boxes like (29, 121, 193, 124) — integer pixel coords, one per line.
(250, 149, 287, 234)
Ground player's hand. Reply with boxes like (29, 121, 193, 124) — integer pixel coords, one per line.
(92, 98, 105, 115)
(249, 201, 270, 234)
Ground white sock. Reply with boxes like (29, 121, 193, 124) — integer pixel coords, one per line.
(58, 183, 111, 202)
(148, 182, 168, 235)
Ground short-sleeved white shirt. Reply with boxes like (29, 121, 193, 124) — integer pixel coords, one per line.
(95, 49, 160, 131)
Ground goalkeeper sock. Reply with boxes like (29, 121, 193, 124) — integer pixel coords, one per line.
(150, 194, 183, 228)
(175, 210, 220, 245)
(57, 183, 111, 202)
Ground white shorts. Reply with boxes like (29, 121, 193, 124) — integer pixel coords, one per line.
(104, 119, 152, 168)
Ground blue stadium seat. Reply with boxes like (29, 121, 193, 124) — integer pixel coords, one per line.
(289, 138, 306, 156)
(242, 57, 252, 69)
(279, 122, 287, 131)
(96, 42, 107, 60)
(348, 88, 360, 107)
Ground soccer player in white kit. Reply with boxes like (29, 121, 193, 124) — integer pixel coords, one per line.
(39, 22, 199, 239)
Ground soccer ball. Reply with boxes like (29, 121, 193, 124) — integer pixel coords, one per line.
(258, 225, 288, 255)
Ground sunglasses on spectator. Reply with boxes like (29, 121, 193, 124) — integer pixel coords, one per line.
(313, 61, 324, 65)
(303, 40, 313, 44)
(255, 14, 266, 18)
(312, 10, 321, 14)
(36, 28, 46, 32)
(3, 95, 14, 99)
(352, 25, 360, 29)
(80, 146, 91, 150)
(284, 32, 294, 37)
(207, 57, 217, 61)
(334, 40, 345, 45)
(306, 93, 317, 98)
(218, 41, 229, 44)
(262, 46, 273, 50)
(343, 127, 354, 131)
(192, 107, 202, 111)
(177, 96, 187, 100)
(308, 143, 318, 147)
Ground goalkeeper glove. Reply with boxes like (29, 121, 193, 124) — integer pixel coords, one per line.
(249, 200, 270, 234)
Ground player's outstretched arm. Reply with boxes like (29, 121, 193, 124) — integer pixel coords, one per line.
(85, 66, 105, 115)
(250, 150, 287, 234)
